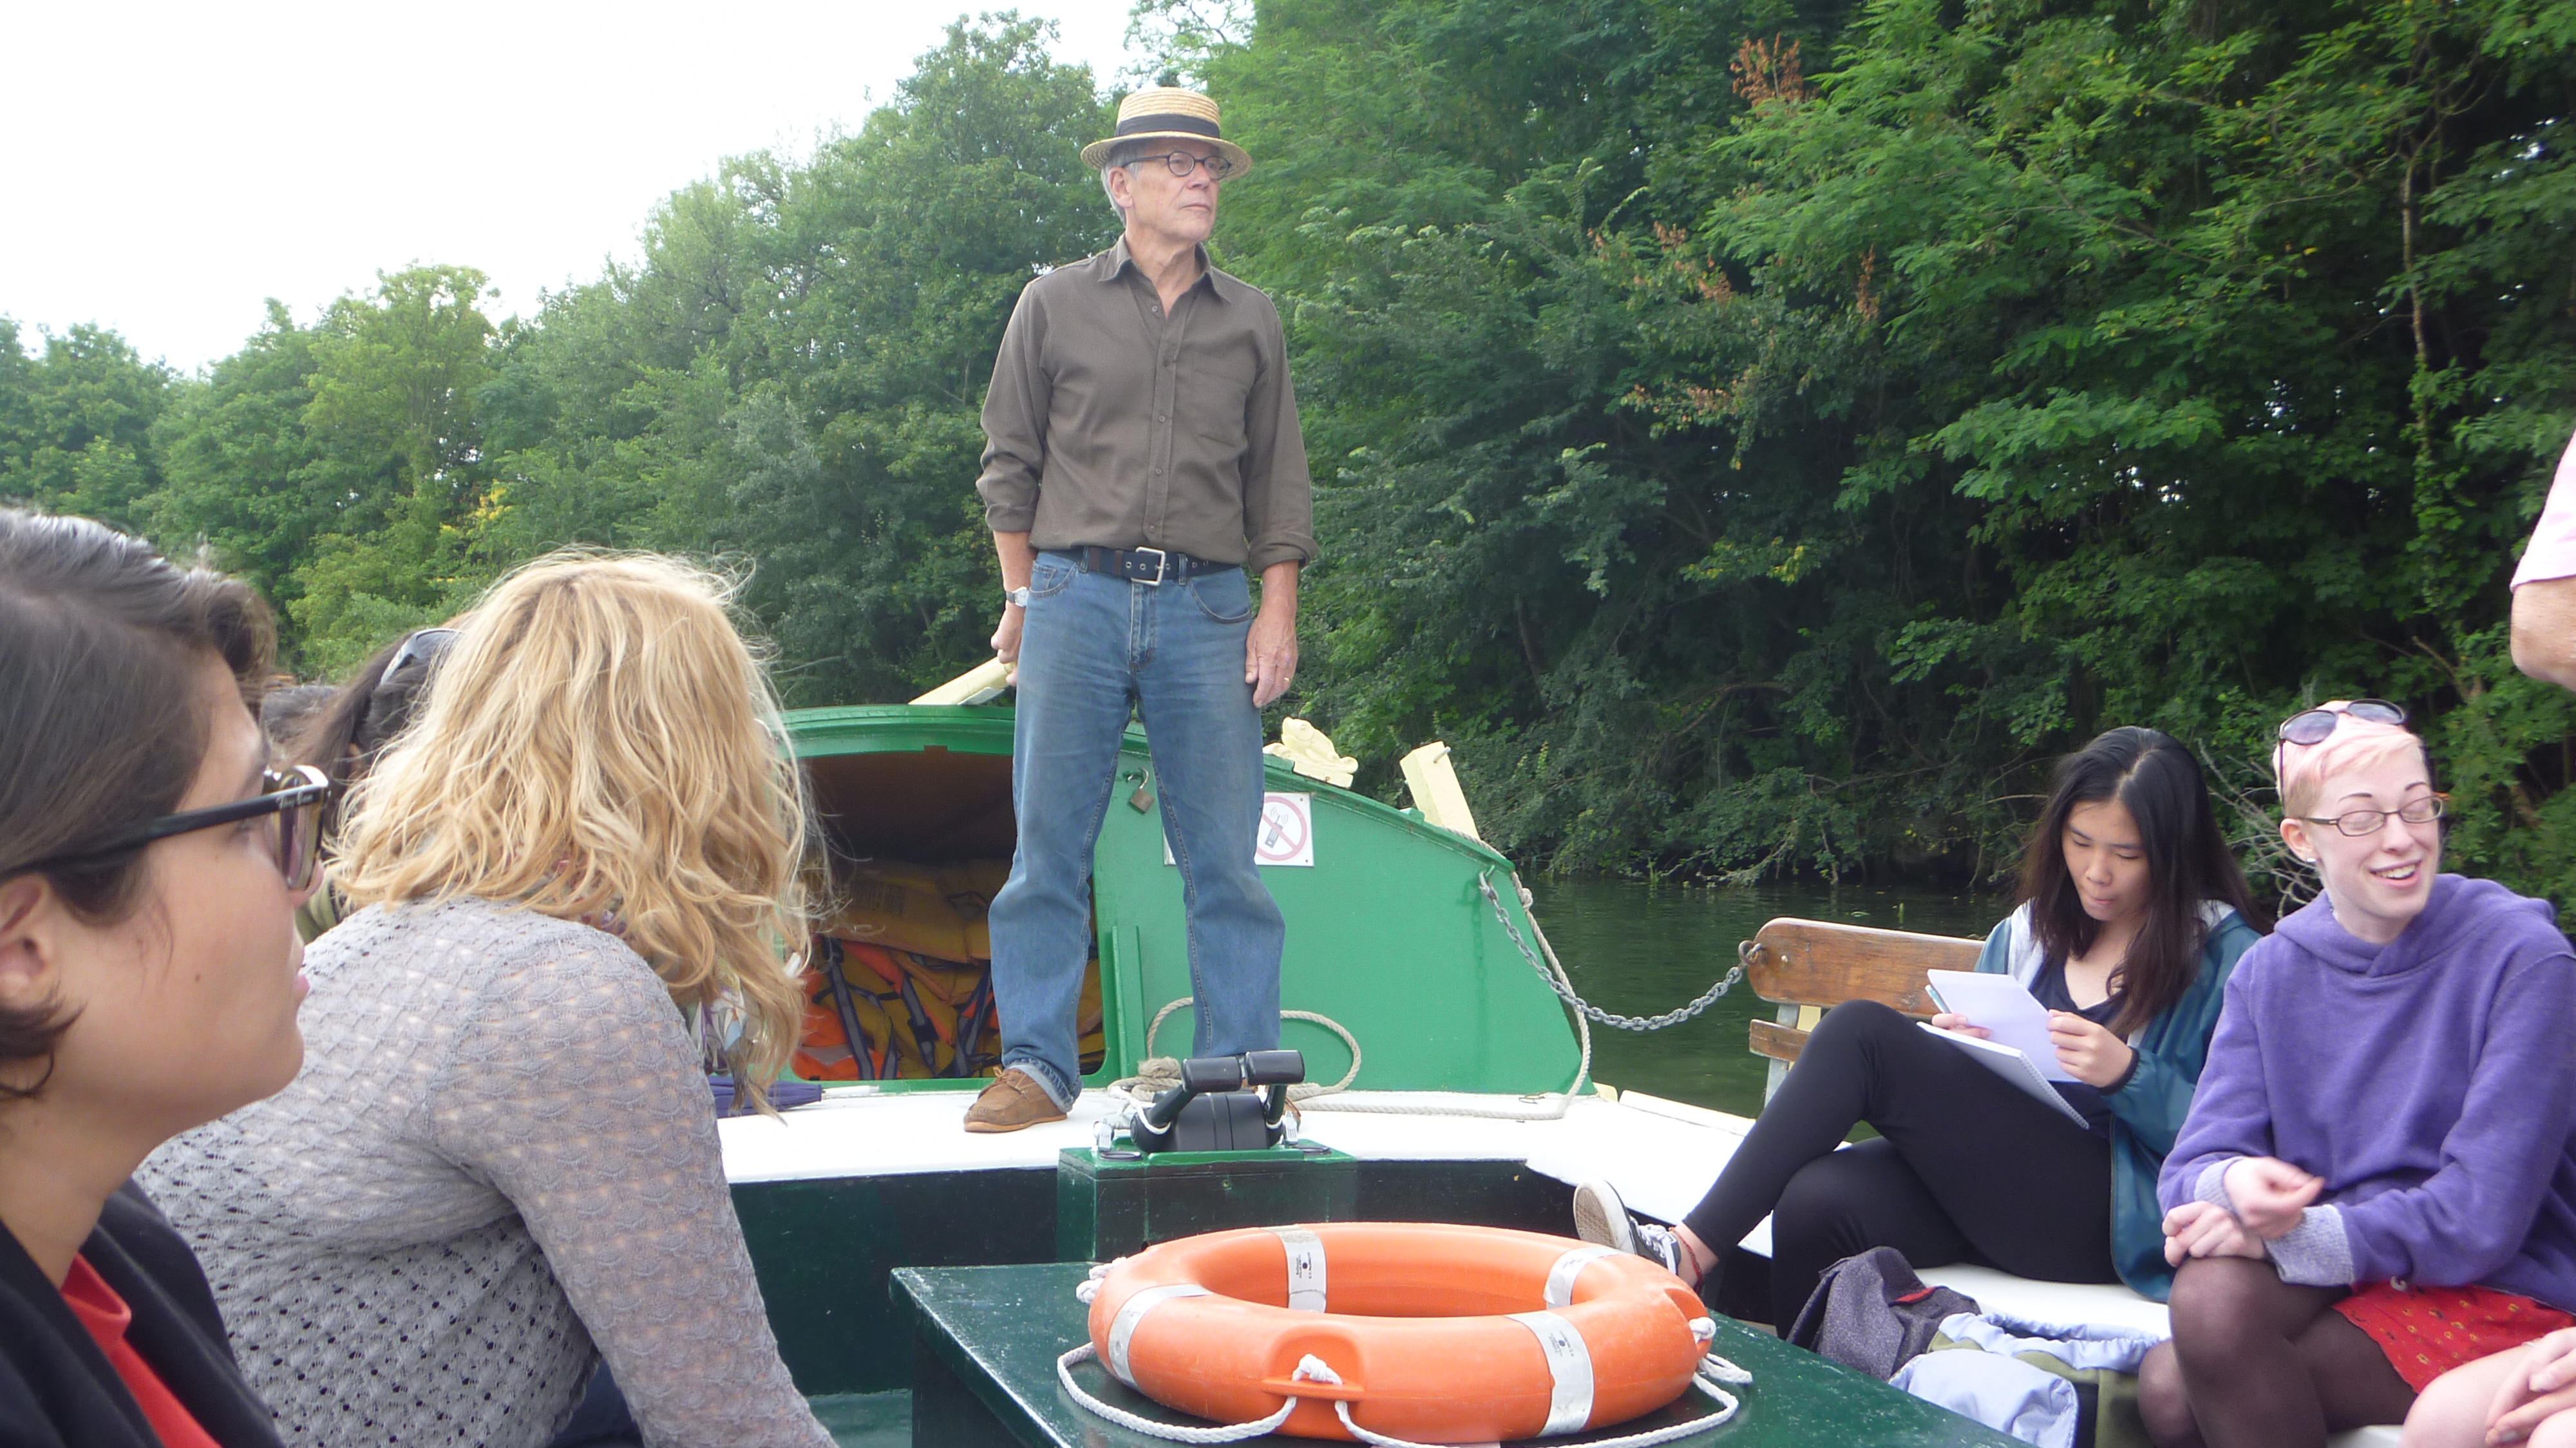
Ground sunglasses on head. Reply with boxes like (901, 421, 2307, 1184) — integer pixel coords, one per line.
(16, 765, 332, 893)
(386, 627, 457, 678)
(2277, 698, 2406, 747)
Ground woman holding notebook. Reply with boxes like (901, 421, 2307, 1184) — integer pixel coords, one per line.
(1575, 726, 2261, 1327)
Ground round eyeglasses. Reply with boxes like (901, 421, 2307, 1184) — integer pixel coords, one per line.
(1124, 149, 1236, 179)
(2298, 794, 2449, 837)
(15, 765, 332, 892)
(2277, 698, 2407, 747)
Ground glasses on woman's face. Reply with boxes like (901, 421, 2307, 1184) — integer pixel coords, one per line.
(18, 765, 333, 892)
(2277, 698, 2406, 746)
(2298, 793, 2448, 837)
(1126, 149, 1236, 179)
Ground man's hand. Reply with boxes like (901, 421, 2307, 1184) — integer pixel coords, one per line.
(2224, 1156, 2324, 1239)
(992, 605, 1024, 677)
(991, 529, 1035, 683)
(2489, 1328, 2576, 1444)
(2162, 1201, 2268, 1266)
(1245, 560, 1300, 709)
(2049, 1011, 2136, 1088)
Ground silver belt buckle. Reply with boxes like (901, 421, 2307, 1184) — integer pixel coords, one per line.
(1130, 546, 1168, 584)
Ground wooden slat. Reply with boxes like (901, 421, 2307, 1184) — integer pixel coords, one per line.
(1738, 917, 1982, 1016)
(1748, 1018, 1806, 1064)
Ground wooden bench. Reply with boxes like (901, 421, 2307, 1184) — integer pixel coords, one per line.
(1733, 916, 2404, 1448)
(1740, 917, 1980, 1100)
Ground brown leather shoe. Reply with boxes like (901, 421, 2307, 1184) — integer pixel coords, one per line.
(963, 1069, 1068, 1133)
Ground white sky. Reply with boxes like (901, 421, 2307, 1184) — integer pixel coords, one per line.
(1, 1, 1137, 374)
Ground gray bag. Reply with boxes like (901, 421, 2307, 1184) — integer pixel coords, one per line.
(1786, 1246, 1982, 1378)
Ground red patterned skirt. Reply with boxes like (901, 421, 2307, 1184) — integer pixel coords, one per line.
(2331, 1280, 2576, 1391)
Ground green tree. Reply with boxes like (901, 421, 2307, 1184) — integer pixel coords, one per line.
(484, 15, 1115, 702)
(0, 320, 176, 532)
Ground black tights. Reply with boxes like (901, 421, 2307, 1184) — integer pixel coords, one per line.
(1683, 1000, 2120, 1327)
(2138, 1256, 2414, 1448)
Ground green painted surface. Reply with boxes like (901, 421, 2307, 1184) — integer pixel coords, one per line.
(1055, 1146, 1359, 1261)
(737, 1159, 1580, 1400)
(782, 703, 1581, 1094)
(891, 1261, 2026, 1447)
(808, 1391, 909, 1447)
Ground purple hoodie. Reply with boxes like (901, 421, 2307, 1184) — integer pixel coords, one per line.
(2159, 874, 2576, 1308)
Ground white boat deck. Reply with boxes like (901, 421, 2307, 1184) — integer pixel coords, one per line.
(722, 1086, 2398, 1447)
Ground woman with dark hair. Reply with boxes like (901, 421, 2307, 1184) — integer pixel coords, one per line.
(283, 626, 451, 940)
(1575, 725, 2262, 1326)
(0, 508, 324, 1447)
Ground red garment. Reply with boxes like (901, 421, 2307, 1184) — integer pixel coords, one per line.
(2333, 1279, 2576, 1391)
(59, 1254, 223, 1448)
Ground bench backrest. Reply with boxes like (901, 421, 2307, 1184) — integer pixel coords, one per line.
(1738, 918, 1983, 1077)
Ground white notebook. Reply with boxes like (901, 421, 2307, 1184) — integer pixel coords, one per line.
(1917, 1023, 2091, 1129)
(1923, 970, 2076, 1080)
(1920, 969, 2088, 1129)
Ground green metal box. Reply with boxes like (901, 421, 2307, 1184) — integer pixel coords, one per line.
(1054, 1146, 1359, 1262)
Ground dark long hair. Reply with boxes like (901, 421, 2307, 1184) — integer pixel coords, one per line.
(294, 631, 445, 838)
(0, 510, 274, 1094)
(2016, 727, 2258, 1036)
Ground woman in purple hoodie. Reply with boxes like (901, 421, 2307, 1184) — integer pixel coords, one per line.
(2137, 703, 2576, 1448)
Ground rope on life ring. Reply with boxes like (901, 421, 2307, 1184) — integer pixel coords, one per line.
(1056, 1340, 1752, 1446)
(1059, 1224, 1756, 1445)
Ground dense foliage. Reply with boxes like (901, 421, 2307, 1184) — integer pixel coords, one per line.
(6, 0, 2573, 901)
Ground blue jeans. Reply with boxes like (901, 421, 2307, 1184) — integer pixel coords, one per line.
(987, 552, 1285, 1105)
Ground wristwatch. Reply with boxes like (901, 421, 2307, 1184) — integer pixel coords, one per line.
(1005, 586, 1032, 609)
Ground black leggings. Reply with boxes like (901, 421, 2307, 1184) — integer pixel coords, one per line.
(1684, 1000, 2121, 1326)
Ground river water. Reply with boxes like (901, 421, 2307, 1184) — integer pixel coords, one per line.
(1524, 879, 2007, 1119)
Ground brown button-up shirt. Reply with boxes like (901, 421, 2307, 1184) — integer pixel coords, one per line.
(976, 238, 1317, 571)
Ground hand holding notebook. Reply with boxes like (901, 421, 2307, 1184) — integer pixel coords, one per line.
(1922, 969, 2076, 1080)
(1917, 970, 2091, 1129)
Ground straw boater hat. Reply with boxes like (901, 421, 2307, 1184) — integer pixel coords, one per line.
(1081, 88, 1251, 180)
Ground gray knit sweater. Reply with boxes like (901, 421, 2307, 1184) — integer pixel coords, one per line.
(138, 897, 831, 1448)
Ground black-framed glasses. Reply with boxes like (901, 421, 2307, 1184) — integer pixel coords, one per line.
(387, 627, 457, 678)
(15, 765, 332, 892)
(2277, 698, 2407, 747)
(2298, 793, 2449, 837)
(1124, 149, 1236, 179)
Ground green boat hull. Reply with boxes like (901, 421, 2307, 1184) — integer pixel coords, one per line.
(781, 703, 1581, 1096)
(737, 703, 1587, 1406)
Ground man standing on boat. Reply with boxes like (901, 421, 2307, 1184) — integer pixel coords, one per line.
(964, 87, 1314, 1132)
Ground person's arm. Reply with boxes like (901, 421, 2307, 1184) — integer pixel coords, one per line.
(2320, 948, 2576, 1289)
(1247, 561, 1298, 707)
(2511, 433, 2576, 686)
(992, 531, 1036, 667)
(430, 930, 831, 1448)
(1236, 298, 1315, 573)
(975, 287, 1050, 559)
(2156, 964, 2271, 1216)
(2514, 578, 2576, 689)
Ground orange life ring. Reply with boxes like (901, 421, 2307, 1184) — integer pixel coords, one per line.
(1081, 1222, 1712, 1443)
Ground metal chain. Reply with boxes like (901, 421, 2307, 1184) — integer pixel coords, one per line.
(1478, 871, 1746, 1033)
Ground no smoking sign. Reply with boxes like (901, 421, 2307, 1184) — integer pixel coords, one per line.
(1162, 792, 1316, 868)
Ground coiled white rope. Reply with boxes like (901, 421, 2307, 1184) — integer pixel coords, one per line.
(1104, 1002, 1365, 1109)
(1055, 1337, 1752, 1445)
(1106, 879, 1605, 1126)
(1056, 1343, 1300, 1443)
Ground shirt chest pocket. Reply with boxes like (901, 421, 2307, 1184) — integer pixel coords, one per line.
(1185, 355, 1257, 452)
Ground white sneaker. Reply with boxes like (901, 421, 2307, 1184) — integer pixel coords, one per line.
(1572, 1179, 1688, 1281)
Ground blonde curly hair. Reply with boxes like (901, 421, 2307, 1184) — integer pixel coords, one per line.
(331, 551, 811, 1110)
